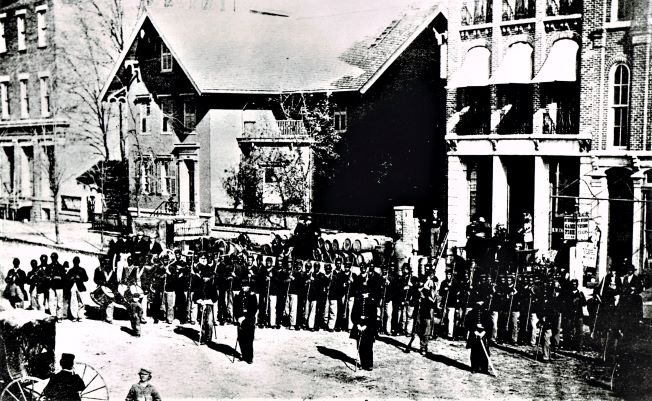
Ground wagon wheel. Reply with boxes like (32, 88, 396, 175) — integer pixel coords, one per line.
(0, 376, 44, 401)
(74, 363, 109, 401)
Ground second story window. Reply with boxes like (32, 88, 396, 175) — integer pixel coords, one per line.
(610, 0, 631, 22)
(39, 75, 50, 116)
(36, 6, 47, 48)
(546, 0, 581, 16)
(461, 0, 493, 26)
(334, 110, 347, 133)
(140, 103, 151, 134)
(0, 80, 9, 119)
(0, 14, 6, 53)
(16, 13, 26, 51)
(503, 0, 535, 20)
(161, 41, 172, 72)
(183, 100, 196, 130)
(610, 64, 630, 148)
(161, 99, 173, 134)
(19, 78, 29, 118)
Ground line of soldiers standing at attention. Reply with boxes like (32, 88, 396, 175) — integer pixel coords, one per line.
(3, 253, 89, 321)
(442, 246, 646, 365)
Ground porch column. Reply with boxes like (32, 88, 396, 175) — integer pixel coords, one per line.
(631, 172, 645, 273)
(447, 156, 469, 248)
(30, 140, 42, 221)
(491, 156, 508, 231)
(533, 156, 550, 254)
(586, 170, 609, 280)
(178, 159, 189, 215)
(193, 160, 200, 216)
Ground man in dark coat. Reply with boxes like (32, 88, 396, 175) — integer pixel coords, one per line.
(43, 353, 85, 401)
(46, 253, 67, 320)
(465, 299, 493, 374)
(234, 279, 258, 364)
(5, 258, 27, 308)
(350, 285, 378, 371)
(66, 256, 89, 321)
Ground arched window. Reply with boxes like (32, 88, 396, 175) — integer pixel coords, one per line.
(609, 64, 630, 148)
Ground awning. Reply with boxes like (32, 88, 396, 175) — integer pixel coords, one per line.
(447, 46, 491, 88)
(532, 39, 579, 83)
(489, 42, 533, 85)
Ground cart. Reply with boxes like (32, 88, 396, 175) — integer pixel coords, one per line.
(0, 309, 109, 401)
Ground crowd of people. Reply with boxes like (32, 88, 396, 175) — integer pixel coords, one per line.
(2, 217, 647, 375)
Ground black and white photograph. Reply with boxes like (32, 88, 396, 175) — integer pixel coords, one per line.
(0, 0, 649, 399)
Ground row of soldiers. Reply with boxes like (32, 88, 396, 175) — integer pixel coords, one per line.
(4, 253, 89, 321)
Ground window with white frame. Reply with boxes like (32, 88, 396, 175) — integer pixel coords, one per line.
(19, 78, 29, 118)
(1, 81, 9, 119)
(610, 0, 631, 21)
(137, 157, 155, 194)
(39, 76, 50, 116)
(161, 99, 173, 134)
(334, 109, 347, 133)
(0, 15, 6, 53)
(140, 103, 151, 134)
(157, 159, 176, 195)
(36, 7, 47, 47)
(609, 64, 630, 148)
(16, 13, 26, 51)
(262, 166, 282, 205)
(183, 100, 196, 130)
(161, 41, 172, 72)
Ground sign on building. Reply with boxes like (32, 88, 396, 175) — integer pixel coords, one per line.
(576, 214, 590, 241)
(563, 215, 576, 240)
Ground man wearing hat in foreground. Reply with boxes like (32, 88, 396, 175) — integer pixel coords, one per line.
(350, 284, 378, 371)
(234, 278, 258, 363)
(464, 298, 493, 374)
(126, 368, 161, 401)
(128, 292, 144, 337)
(43, 353, 85, 401)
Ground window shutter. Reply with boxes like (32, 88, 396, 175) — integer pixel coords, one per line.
(169, 161, 177, 195)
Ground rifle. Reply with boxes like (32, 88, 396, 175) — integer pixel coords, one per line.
(186, 252, 196, 321)
(439, 273, 454, 327)
(591, 273, 608, 338)
(405, 292, 422, 352)
(379, 275, 388, 334)
(284, 269, 292, 323)
(304, 271, 313, 327)
(324, 271, 334, 328)
(505, 266, 520, 332)
(344, 271, 352, 329)
(265, 270, 272, 326)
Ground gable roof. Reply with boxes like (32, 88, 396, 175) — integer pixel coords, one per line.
(101, 0, 444, 98)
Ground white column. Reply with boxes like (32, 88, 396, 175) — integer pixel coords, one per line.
(533, 156, 550, 254)
(178, 160, 189, 215)
(193, 160, 200, 216)
(586, 170, 609, 280)
(447, 156, 469, 248)
(491, 156, 508, 231)
(631, 173, 645, 273)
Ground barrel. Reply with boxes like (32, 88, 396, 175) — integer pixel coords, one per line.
(343, 238, 353, 251)
(324, 240, 332, 253)
(352, 237, 380, 253)
(313, 248, 323, 261)
(318, 238, 325, 249)
(332, 239, 340, 251)
(356, 252, 374, 265)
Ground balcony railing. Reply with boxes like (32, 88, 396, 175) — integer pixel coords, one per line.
(214, 207, 393, 236)
(457, 113, 490, 135)
(543, 110, 578, 135)
(546, 0, 581, 16)
(242, 119, 308, 138)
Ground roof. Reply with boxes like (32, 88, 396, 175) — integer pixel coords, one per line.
(102, 0, 444, 98)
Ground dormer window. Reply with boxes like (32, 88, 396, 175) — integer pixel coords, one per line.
(161, 41, 172, 72)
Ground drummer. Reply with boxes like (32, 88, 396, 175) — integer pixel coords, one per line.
(127, 255, 149, 324)
(93, 260, 120, 323)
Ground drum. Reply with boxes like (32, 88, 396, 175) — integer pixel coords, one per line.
(114, 284, 128, 304)
(90, 286, 114, 308)
(124, 285, 144, 304)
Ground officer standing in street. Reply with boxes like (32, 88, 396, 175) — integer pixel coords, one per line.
(234, 279, 258, 364)
(350, 284, 378, 371)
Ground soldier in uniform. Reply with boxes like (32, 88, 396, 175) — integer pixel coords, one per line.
(66, 257, 88, 321)
(465, 298, 493, 374)
(93, 260, 120, 323)
(47, 253, 67, 320)
(395, 264, 413, 336)
(539, 281, 563, 362)
(234, 279, 258, 364)
(350, 285, 378, 371)
(27, 259, 47, 311)
(439, 270, 457, 339)
(322, 263, 339, 332)
(562, 279, 586, 350)
(5, 258, 27, 308)
(285, 259, 302, 330)
(340, 258, 357, 331)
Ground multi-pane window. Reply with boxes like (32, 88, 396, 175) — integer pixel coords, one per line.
(36, 7, 47, 47)
(137, 157, 155, 194)
(140, 103, 151, 134)
(183, 100, 196, 130)
(1, 82, 9, 119)
(19, 78, 29, 118)
(0, 15, 6, 53)
(157, 159, 176, 195)
(334, 110, 347, 133)
(16, 14, 26, 51)
(611, 64, 630, 148)
(39, 76, 50, 116)
(161, 41, 172, 72)
(503, 0, 535, 20)
(461, 0, 493, 25)
(161, 99, 173, 134)
(610, 0, 631, 21)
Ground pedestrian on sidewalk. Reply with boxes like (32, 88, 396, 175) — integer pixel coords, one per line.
(5, 258, 27, 308)
(125, 368, 162, 401)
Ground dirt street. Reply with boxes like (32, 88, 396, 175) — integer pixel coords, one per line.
(0, 241, 628, 400)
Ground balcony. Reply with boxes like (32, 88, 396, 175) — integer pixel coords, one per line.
(502, 0, 535, 21)
(546, 0, 582, 16)
(543, 109, 578, 135)
(238, 119, 314, 146)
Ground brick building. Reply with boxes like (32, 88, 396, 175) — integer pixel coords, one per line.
(100, 2, 447, 228)
(0, 0, 137, 222)
(446, 0, 651, 281)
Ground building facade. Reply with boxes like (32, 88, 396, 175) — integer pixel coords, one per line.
(101, 3, 447, 228)
(446, 0, 651, 281)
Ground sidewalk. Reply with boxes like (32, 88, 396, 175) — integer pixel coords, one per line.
(0, 219, 115, 256)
